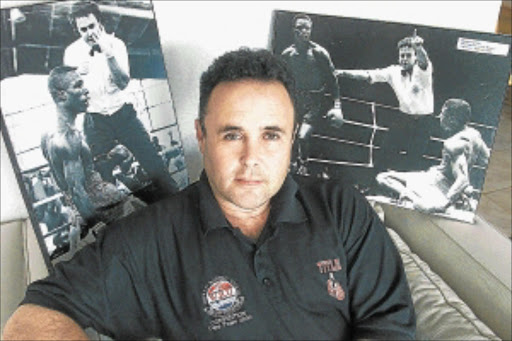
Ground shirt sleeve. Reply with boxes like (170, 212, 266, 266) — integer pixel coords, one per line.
(63, 43, 78, 67)
(339, 187, 416, 339)
(112, 36, 130, 76)
(20, 207, 164, 339)
(367, 65, 395, 84)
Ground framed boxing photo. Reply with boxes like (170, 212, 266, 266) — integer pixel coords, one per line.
(0, 0, 188, 271)
(271, 10, 511, 223)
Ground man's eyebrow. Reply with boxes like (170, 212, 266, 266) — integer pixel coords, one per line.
(217, 125, 285, 133)
(264, 126, 285, 132)
(218, 125, 242, 133)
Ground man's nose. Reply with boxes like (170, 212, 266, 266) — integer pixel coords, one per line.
(241, 139, 261, 167)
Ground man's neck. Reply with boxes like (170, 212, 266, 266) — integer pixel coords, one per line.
(219, 201, 271, 241)
(56, 107, 77, 132)
(295, 40, 310, 53)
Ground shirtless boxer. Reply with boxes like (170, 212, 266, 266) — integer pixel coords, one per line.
(376, 99, 490, 213)
(281, 13, 343, 173)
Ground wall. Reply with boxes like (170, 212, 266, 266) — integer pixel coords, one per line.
(1, 0, 503, 222)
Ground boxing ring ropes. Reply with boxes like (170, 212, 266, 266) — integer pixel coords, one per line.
(309, 96, 388, 169)
(3, 81, 179, 254)
(307, 95, 495, 172)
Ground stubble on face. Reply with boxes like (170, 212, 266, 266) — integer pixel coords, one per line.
(196, 80, 295, 216)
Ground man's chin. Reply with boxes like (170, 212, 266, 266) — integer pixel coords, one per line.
(229, 193, 270, 212)
(79, 104, 89, 113)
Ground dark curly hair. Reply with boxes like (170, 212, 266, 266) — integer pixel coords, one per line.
(69, 1, 103, 30)
(198, 47, 297, 133)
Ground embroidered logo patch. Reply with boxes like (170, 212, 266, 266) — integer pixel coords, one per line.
(316, 258, 345, 301)
(203, 276, 253, 331)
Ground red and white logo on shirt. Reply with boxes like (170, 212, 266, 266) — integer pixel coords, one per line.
(316, 258, 345, 301)
(202, 276, 253, 331)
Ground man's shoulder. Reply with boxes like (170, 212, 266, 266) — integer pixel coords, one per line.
(292, 175, 380, 243)
(309, 41, 331, 57)
(281, 44, 298, 56)
(64, 38, 88, 65)
(413, 60, 433, 74)
(110, 34, 127, 49)
(65, 38, 86, 54)
(104, 182, 201, 237)
(384, 64, 402, 73)
(293, 175, 360, 203)
(451, 126, 482, 142)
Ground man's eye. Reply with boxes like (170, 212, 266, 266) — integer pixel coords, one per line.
(264, 132, 281, 140)
(223, 133, 241, 141)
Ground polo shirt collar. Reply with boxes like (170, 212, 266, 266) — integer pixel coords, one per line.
(198, 171, 230, 234)
(198, 171, 307, 235)
(269, 174, 307, 224)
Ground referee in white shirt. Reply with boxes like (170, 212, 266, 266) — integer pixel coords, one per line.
(64, 1, 178, 198)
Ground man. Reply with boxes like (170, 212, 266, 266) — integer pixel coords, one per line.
(281, 13, 344, 174)
(336, 30, 434, 171)
(42, 65, 105, 225)
(4, 48, 415, 340)
(64, 1, 178, 197)
(42, 66, 145, 246)
(376, 99, 490, 213)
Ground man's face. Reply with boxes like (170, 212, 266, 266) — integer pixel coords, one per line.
(399, 46, 417, 72)
(75, 13, 102, 47)
(294, 18, 312, 44)
(439, 105, 458, 136)
(62, 72, 89, 113)
(196, 80, 295, 213)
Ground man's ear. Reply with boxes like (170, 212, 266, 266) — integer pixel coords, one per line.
(195, 119, 205, 154)
(56, 90, 68, 103)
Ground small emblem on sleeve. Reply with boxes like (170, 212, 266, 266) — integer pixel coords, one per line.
(203, 276, 253, 331)
(316, 258, 345, 301)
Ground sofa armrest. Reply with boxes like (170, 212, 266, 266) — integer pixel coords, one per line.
(382, 204, 512, 340)
(1, 220, 27, 334)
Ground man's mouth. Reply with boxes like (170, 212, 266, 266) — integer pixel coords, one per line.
(86, 37, 97, 45)
(236, 178, 263, 186)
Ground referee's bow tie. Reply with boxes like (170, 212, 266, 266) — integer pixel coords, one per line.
(89, 45, 102, 56)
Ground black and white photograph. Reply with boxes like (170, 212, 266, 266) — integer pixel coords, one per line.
(0, 0, 188, 269)
(271, 10, 511, 223)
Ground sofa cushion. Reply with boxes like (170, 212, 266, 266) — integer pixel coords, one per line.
(382, 204, 511, 340)
(387, 228, 499, 340)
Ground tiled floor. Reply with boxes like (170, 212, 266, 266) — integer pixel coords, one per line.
(477, 86, 512, 238)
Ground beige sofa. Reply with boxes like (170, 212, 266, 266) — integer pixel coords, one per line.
(1, 205, 511, 340)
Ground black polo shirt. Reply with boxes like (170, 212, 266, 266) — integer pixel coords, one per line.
(22, 172, 415, 340)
